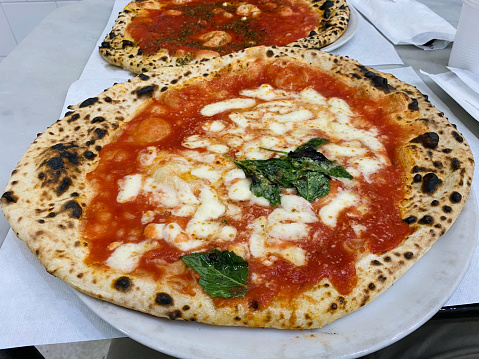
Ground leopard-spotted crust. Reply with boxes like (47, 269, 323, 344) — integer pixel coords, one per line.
(99, 0, 350, 74)
(1, 47, 473, 329)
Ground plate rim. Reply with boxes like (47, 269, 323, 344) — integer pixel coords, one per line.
(321, 3, 360, 52)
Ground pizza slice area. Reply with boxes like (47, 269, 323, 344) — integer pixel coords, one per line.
(81, 59, 415, 310)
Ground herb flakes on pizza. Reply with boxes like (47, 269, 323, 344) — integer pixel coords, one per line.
(99, 0, 350, 73)
(1, 47, 474, 329)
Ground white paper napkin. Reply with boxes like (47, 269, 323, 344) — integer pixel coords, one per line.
(423, 68, 479, 122)
(348, 0, 456, 50)
(331, 9, 403, 66)
(0, 231, 125, 349)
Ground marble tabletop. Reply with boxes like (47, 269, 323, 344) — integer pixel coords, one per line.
(0, 0, 478, 352)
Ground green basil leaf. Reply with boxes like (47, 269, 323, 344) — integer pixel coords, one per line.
(294, 172, 331, 202)
(229, 138, 353, 205)
(181, 249, 248, 298)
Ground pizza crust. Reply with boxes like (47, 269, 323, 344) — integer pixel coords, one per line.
(99, 0, 350, 74)
(1, 46, 474, 329)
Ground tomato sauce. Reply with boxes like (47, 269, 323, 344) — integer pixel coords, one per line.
(83, 58, 412, 307)
(126, 0, 319, 56)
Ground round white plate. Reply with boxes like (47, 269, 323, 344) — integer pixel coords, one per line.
(76, 191, 478, 359)
(321, 3, 360, 52)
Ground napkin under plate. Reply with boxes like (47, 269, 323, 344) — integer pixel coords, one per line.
(348, 0, 456, 49)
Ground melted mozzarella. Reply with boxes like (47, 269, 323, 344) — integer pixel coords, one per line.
(117, 174, 142, 203)
(200, 98, 256, 116)
(106, 240, 158, 272)
(319, 190, 359, 227)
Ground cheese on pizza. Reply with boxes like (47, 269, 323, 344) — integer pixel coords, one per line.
(83, 59, 413, 308)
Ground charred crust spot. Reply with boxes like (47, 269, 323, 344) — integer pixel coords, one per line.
(1, 191, 18, 204)
(368, 283, 376, 290)
(408, 98, 419, 111)
(378, 275, 387, 282)
(136, 85, 157, 97)
(451, 158, 461, 171)
(104, 97, 112, 103)
(410, 132, 439, 149)
(155, 292, 174, 306)
(38, 173, 45, 180)
(182, 305, 190, 311)
(91, 116, 105, 124)
(433, 161, 443, 168)
(418, 215, 434, 225)
(422, 173, 442, 194)
(452, 131, 464, 143)
(404, 252, 414, 260)
(450, 192, 462, 203)
(122, 40, 134, 48)
(94, 128, 107, 139)
(234, 316, 241, 321)
(330, 303, 338, 310)
(67, 113, 80, 123)
(249, 300, 259, 310)
(413, 174, 422, 183)
(47, 157, 64, 170)
(168, 310, 182, 320)
(79, 97, 99, 108)
(384, 256, 391, 262)
(431, 200, 439, 206)
(83, 151, 96, 160)
(100, 41, 110, 49)
(139, 74, 150, 80)
(57, 177, 72, 196)
(403, 216, 417, 224)
(77, 273, 84, 278)
(443, 205, 452, 213)
(371, 260, 382, 266)
(64, 200, 82, 218)
(113, 276, 132, 292)
(47, 212, 56, 218)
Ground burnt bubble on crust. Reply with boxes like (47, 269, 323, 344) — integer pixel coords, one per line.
(410, 132, 439, 149)
(113, 276, 132, 292)
(136, 85, 158, 97)
(79, 97, 99, 108)
(155, 292, 174, 306)
(421, 173, 443, 194)
(1, 191, 18, 204)
(63, 200, 82, 219)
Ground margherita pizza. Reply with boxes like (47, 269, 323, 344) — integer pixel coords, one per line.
(99, 0, 350, 73)
(1, 47, 474, 329)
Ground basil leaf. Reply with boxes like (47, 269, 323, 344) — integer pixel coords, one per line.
(181, 249, 248, 298)
(295, 172, 331, 202)
(229, 138, 353, 205)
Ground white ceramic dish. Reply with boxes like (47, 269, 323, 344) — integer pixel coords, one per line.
(77, 191, 478, 359)
(321, 4, 360, 52)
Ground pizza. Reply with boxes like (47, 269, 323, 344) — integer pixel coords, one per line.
(99, 0, 350, 73)
(1, 47, 474, 329)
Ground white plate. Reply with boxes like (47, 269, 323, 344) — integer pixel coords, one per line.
(76, 191, 478, 359)
(321, 3, 360, 52)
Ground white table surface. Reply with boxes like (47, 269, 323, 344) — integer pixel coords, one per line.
(0, 0, 478, 352)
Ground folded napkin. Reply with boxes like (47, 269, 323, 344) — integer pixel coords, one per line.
(423, 67, 479, 122)
(348, 0, 456, 49)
